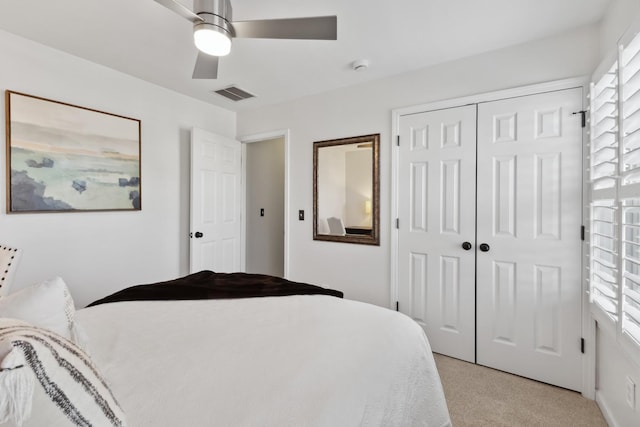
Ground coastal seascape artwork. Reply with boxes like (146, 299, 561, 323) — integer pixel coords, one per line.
(5, 91, 141, 212)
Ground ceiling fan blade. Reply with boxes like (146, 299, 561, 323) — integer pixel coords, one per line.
(153, 0, 203, 23)
(192, 52, 219, 79)
(232, 16, 337, 40)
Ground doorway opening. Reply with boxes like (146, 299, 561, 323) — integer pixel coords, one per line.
(241, 130, 290, 278)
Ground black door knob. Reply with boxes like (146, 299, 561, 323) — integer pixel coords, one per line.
(479, 243, 490, 252)
(194, 231, 204, 238)
(462, 241, 472, 250)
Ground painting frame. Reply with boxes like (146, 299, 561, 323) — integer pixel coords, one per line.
(5, 91, 141, 213)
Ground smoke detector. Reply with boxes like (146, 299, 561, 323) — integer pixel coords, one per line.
(352, 59, 369, 72)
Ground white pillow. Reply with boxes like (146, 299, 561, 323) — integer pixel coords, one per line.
(0, 318, 126, 427)
(0, 277, 75, 341)
(0, 246, 21, 297)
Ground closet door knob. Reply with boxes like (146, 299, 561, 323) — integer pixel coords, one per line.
(461, 242, 472, 250)
(479, 243, 490, 252)
(194, 231, 204, 238)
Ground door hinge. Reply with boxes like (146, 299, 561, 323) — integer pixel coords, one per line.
(581, 225, 585, 241)
(396, 218, 399, 229)
(581, 338, 585, 354)
(572, 110, 587, 128)
(396, 135, 400, 146)
(396, 301, 399, 311)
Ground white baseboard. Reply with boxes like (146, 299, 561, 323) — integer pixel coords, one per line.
(596, 391, 618, 427)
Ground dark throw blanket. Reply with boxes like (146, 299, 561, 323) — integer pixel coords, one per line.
(87, 270, 343, 307)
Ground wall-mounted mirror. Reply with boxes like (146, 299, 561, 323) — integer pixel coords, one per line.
(313, 134, 379, 245)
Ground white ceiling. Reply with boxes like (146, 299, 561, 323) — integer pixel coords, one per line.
(0, 0, 612, 112)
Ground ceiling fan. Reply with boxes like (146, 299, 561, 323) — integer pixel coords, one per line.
(154, 0, 337, 79)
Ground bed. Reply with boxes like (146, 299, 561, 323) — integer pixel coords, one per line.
(0, 271, 451, 427)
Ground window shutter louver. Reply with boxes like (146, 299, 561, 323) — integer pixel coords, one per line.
(591, 63, 619, 193)
(621, 202, 640, 344)
(621, 33, 640, 345)
(590, 63, 620, 321)
(591, 201, 619, 318)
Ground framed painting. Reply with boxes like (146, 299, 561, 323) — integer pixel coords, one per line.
(5, 91, 141, 213)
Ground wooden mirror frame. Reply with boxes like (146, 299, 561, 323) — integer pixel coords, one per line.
(313, 133, 380, 245)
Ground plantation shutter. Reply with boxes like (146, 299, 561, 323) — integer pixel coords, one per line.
(589, 61, 619, 320)
(620, 32, 640, 345)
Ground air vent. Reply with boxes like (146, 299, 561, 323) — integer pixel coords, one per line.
(214, 86, 255, 101)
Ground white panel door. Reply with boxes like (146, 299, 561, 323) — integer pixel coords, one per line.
(397, 105, 477, 363)
(190, 128, 242, 273)
(476, 88, 583, 391)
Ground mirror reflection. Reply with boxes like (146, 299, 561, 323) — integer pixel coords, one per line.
(313, 134, 379, 245)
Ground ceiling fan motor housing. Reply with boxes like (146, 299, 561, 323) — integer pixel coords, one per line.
(193, 0, 234, 38)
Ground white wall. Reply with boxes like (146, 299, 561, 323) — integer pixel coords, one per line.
(600, 0, 640, 54)
(0, 29, 236, 307)
(595, 1, 640, 426)
(597, 326, 640, 427)
(238, 24, 600, 307)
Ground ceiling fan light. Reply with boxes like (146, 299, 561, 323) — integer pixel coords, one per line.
(194, 25, 232, 56)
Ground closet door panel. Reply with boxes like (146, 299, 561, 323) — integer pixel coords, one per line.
(475, 88, 583, 391)
(397, 105, 477, 362)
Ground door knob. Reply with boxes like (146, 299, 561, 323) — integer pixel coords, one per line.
(479, 243, 490, 252)
(194, 231, 204, 238)
(461, 241, 472, 250)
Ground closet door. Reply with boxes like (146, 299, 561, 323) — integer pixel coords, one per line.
(397, 105, 477, 362)
(475, 88, 584, 391)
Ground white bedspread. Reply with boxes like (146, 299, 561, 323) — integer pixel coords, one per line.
(75, 295, 451, 427)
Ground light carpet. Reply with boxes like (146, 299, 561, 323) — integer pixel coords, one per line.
(433, 353, 607, 427)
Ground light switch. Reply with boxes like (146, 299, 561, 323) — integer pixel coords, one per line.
(299, 210, 304, 220)
(260, 208, 265, 217)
